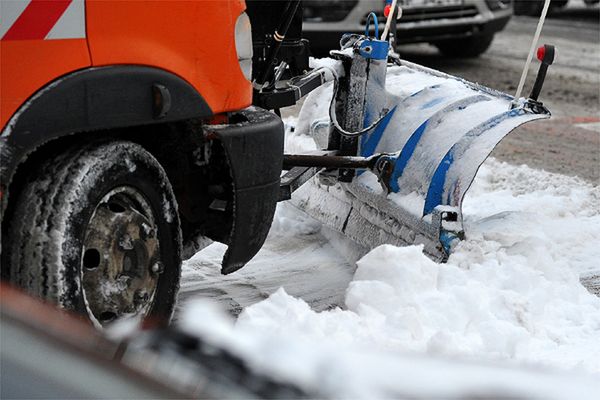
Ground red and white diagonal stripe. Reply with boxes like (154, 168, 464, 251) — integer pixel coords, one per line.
(0, 0, 86, 41)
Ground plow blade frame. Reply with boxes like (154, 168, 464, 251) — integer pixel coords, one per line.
(292, 55, 550, 260)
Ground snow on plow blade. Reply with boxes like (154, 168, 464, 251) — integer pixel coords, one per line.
(293, 60, 550, 261)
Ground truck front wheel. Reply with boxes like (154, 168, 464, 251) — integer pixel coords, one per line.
(434, 34, 495, 58)
(3, 141, 181, 327)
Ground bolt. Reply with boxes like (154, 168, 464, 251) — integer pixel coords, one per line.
(151, 261, 164, 274)
(119, 234, 134, 251)
(376, 159, 389, 174)
(141, 223, 155, 240)
(123, 256, 132, 273)
(134, 290, 149, 305)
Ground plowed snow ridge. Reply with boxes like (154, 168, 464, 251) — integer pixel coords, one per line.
(181, 158, 600, 395)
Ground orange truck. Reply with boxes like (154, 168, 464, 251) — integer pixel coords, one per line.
(1, 0, 311, 326)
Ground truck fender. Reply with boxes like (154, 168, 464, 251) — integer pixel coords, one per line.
(0, 65, 212, 214)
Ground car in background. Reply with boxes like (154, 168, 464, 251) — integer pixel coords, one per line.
(303, 0, 513, 57)
(513, 0, 598, 15)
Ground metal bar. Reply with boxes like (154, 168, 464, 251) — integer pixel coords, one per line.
(283, 154, 377, 170)
(291, 70, 326, 101)
(279, 166, 321, 201)
(254, 70, 326, 110)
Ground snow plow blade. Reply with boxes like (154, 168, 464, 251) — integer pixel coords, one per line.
(292, 59, 550, 261)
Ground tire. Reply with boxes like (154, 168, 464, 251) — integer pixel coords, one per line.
(553, 0, 569, 8)
(2, 141, 181, 327)
(513, 0, 544, 15)
(434, 34, 495, 58)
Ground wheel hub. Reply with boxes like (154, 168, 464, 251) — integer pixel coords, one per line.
(81, 187, 161, 326)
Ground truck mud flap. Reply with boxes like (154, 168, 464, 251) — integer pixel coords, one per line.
(207, 107, 284, 274)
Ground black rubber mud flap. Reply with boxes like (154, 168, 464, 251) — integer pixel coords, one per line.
(207, 107, 284, 274)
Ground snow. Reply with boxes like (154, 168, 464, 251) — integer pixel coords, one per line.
(309, 56, 345, 80)
(124, 157, 137, 172)
(177, 61, 600, 397)
(178, 155, 600, 397)
(161, 192, 174, 223)
(179, 201, 354, 315)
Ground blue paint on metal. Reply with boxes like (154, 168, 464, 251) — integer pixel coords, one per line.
(360, 106, 397, 157)
(359, 39, 389, 60)
(421, 97, 445, 109)
(387, 120, 429, 192)
(424, 152, 454, 216)
(387, 95, 489, 194)
(409, 84, 441, 98)
(440, 230, 458, 254)
(423, 108, 525, 215)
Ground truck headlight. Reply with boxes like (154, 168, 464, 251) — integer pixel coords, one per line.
(235, 12, 253, 81)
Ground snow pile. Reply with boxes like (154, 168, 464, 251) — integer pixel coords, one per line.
(181, 293, 599, 399)
(180, 157, 600, 397)
(234, 157, 600, 374)
(463, 159, 600, 281)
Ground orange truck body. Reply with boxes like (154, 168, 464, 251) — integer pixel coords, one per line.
(1, 0, 251, 128)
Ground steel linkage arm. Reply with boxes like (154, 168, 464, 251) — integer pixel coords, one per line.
(279, 152, 397, 201)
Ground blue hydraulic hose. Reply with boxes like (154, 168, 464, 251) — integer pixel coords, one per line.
(365, 12, 379, 38)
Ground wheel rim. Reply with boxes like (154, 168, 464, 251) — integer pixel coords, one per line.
(81, 186, 162, 326)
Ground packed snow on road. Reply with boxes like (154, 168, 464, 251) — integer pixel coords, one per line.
(177, 66, 600, 398)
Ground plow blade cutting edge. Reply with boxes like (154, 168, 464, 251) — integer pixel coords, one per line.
(291, 60, 550, 261)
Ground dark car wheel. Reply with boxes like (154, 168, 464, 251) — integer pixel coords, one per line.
(513, 0, 568, 15)
(434, 34, 495, 58)
(513, 0, 543, 15)
(553, 0, 569, 7)
(2, 141, 181, 327)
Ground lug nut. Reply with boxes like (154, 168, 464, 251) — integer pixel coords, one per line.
(151, 261, 164, 274)
(134, 290, 149, 304)
(119, 234, 134, 250)
(141, 223, 155, 239)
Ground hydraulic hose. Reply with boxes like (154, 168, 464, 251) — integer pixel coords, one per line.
(256, 0, 301, 90)
(318, 66, 391, 139)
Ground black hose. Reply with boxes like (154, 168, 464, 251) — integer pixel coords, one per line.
(256, 0, 301, 88)
(327, 68, 392, 138)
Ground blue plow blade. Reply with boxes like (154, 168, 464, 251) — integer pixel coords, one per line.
(293, 61, 550, 261)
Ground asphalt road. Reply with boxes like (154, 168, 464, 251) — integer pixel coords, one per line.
(399, 4, 600, 183)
